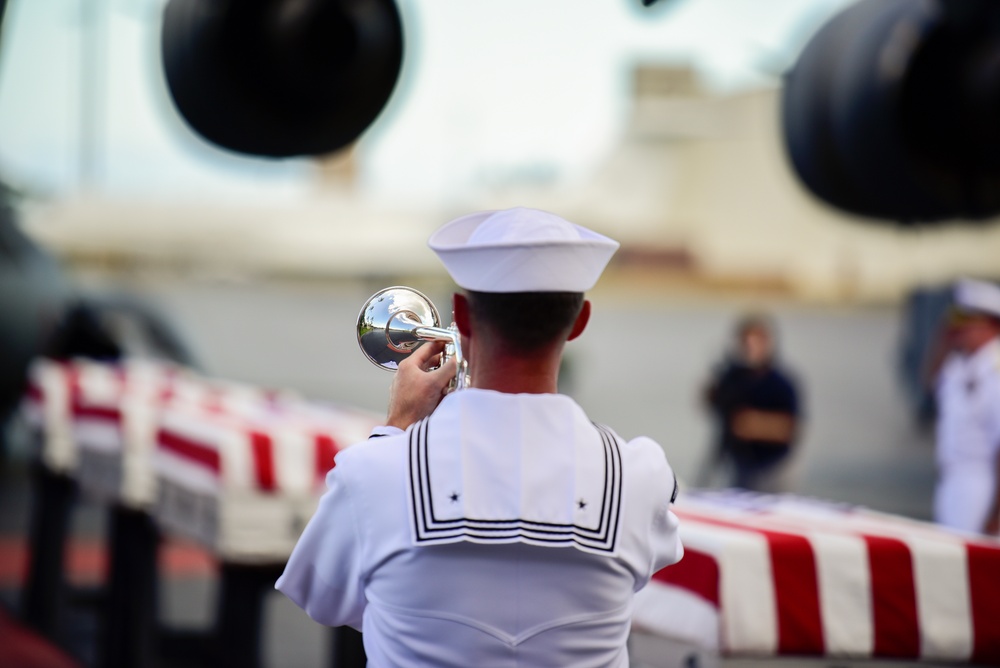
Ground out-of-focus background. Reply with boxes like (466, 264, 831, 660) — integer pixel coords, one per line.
(2, 0, 967, 505)
(0, 0, 994, 665)
(6, 0, 999, 295)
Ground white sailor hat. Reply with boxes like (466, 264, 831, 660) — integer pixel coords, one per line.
(954, 277, 1000, 319)
(427, 207, 620, 293)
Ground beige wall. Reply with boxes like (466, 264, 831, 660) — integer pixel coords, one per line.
(565, 74, 1000, 301)
(22, 66, 1000, 301)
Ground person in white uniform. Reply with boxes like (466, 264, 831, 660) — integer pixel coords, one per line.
(276, 207, 684, 667)
(933, 277, 1000, 536)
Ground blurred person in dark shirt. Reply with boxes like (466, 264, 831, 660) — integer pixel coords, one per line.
(701, 314, 803, 492)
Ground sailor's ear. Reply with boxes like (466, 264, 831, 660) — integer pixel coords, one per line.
(567, 300, 591, 341)
(453, 293, 471, 337)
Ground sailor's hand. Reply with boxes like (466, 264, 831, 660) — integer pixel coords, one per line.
(385, 341, 457, 430)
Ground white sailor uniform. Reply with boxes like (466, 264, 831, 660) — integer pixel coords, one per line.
(934, 338, 1000, 533)
(276, 388, 683, 667)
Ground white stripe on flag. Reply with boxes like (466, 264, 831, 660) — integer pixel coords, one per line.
(681, 522, 777, 654)
(907, 535, 973, 661)
(219, 426, 254, 492)
(633, 581, 720, 651)
(154, 448, 219, 496)
(720, 529, 777, 654)
(811, 532, 873, 656)
(273, 424, 313, 496)
(74, 419, 123, 454)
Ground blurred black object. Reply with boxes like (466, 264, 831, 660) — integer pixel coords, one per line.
(783, 0, 1000, 224)
(0, 187, 71, 432)
(43, 293, 200, 370)
(44, 301, 122, 363)
(161, 0, 404, 158)
(0, 181, 199, 462)
(897, 284, 952, 427)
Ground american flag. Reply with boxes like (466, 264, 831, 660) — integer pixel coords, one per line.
(635, 490, 1000, 664)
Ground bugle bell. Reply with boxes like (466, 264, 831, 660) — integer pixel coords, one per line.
(356, 286, 469, 391)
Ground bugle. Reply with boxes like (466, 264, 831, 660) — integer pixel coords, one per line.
(356, 286, 469, 391)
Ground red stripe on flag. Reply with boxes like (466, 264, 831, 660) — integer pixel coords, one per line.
(653, 548, 719, 606)
(968, 542, 1000, 664)
(673, 508, 825, 655)
(863, 535, 919, 658)
(157, 429, 221, 474)
(249, 431, 277, 492)
(68, 364, 123, 422)
(769, 533, 825, 655)
(72, 404, 121, 422)
(314, 434, 338, 480)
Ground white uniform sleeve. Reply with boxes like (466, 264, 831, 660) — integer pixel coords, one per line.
(275, 453, 368, 630)
(649, 470, 684, 574)
(650, 489, 684, 575)
(628, 436, 684, 587)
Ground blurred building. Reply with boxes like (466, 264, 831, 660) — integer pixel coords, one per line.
(484, 64, 1000, 301)
(20, 64, 1000, 300)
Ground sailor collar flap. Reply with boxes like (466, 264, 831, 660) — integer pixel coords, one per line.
(406, 390, 624, 555)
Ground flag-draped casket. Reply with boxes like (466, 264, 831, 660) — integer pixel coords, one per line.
(22, 358, 380, 562)
(635, 491, 1000, 665)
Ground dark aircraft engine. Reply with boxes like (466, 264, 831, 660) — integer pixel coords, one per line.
(783, 0, 1000, 224)
(161, 0, 404, 158)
